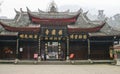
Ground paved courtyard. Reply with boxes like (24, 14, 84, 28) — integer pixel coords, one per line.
(0, 64, 120, 74)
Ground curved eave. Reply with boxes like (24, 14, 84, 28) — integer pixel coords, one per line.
(0, 21, 40, 33)
(68, 22, 106, 33)
(28, 11, 80, 25)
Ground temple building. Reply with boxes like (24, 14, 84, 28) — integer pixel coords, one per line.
(0, 1, 120, 62)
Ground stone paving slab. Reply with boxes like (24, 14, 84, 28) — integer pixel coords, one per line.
(0, 64, 120, 74)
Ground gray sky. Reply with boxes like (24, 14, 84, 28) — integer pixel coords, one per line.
(0, 0, 120, 18)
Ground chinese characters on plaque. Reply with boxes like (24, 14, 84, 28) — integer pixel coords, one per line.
(69, 34, 87, 40)
(19, 29, 87, 40)
(44, 29, 64, 40)
(45, 29, 63, 36)
(19, 34, 38, 39)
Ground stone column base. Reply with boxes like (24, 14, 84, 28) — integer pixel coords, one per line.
(14, 59, 19, 64)
(38, 56, 41, 62)
(66, 56, 70, 62)
(116, 59, 120, 65)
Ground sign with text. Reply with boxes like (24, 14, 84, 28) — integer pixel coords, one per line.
(42, 37, 66, 41)
(19, 33, 38, 40)
(69, 33, 88, 40)
(41, 26, 67, 37)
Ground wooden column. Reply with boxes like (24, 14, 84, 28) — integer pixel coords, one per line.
(87, 39, 90, 59)
(66, 37, 69, 60)
(15, 38, 19, 63)
(38, 36, 41, 61)
(16, 39, 19, 59)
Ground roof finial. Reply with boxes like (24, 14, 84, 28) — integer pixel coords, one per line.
(26, 7, 31, 12)
(48, 0, 58, 13)
(84, 11, 89, 15)
(20, 8, 24, 13)
(14, 8, 20, 13)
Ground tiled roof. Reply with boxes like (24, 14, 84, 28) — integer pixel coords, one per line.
(0, 8, 120, 36)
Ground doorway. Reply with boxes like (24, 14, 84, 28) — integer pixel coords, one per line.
(41, 41, 65, 60)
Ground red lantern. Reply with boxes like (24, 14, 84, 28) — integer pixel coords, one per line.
(70, 53, 75, 59)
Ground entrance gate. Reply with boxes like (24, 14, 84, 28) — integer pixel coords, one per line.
(41, 41, 66, 61)
(45, 42, 60, 60)
(40, 26, 67, 60)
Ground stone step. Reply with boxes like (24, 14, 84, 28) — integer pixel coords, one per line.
(0, 60, 115, 65)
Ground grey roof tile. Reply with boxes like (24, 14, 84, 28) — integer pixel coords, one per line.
(0, 8, 120, 36)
